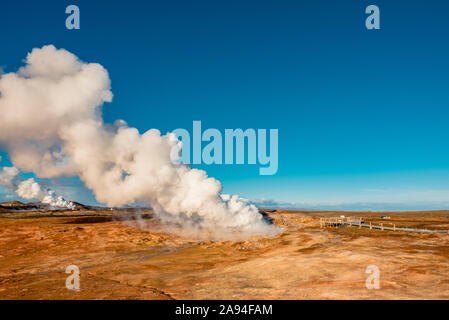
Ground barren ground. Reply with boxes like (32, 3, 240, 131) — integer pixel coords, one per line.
(1, 209, 449, 299)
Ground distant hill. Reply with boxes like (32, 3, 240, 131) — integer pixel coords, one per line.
(0, 200, 90, 212)
(0, 201, 40, 210)
(0, 201, 25, 207)
(0, 200, 148, 212)
(70, 201, 90, 210)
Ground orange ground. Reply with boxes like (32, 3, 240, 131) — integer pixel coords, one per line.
(1, 209, 449, 299)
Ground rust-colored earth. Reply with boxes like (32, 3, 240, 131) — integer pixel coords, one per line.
(1, 208, 449, 299)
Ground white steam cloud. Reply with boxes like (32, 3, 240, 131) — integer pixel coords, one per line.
(0, 164, 19, 189)
(0, 158, 75, 209)
(16, 178, 44, 200)
(0, 45, 277, 237)
(41, 190, 76, 210)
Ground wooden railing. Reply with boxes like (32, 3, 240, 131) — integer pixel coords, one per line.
(320, 217, 449, 234)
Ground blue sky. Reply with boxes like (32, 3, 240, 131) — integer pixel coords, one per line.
(2, 0, 449, 210)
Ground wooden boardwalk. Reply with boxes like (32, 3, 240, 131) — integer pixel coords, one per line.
(320, 217, 449, 234)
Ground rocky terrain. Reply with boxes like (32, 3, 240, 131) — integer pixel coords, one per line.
(0, 205, 449, 299)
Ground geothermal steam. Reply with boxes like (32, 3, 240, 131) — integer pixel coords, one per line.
(0, 158, 75, 209)
(0, 45, 276, 236)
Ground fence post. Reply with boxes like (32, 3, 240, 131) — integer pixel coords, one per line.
(381, 223, 384, 231)
(393, 224, 396, 231)
(370, 222, 372, 230)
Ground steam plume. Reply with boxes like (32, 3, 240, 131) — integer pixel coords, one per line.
(0, 160, 19, 188)
(0, 45, 277, 237)
(0, 159, 75, 209)
(16, 178, 44, 200)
